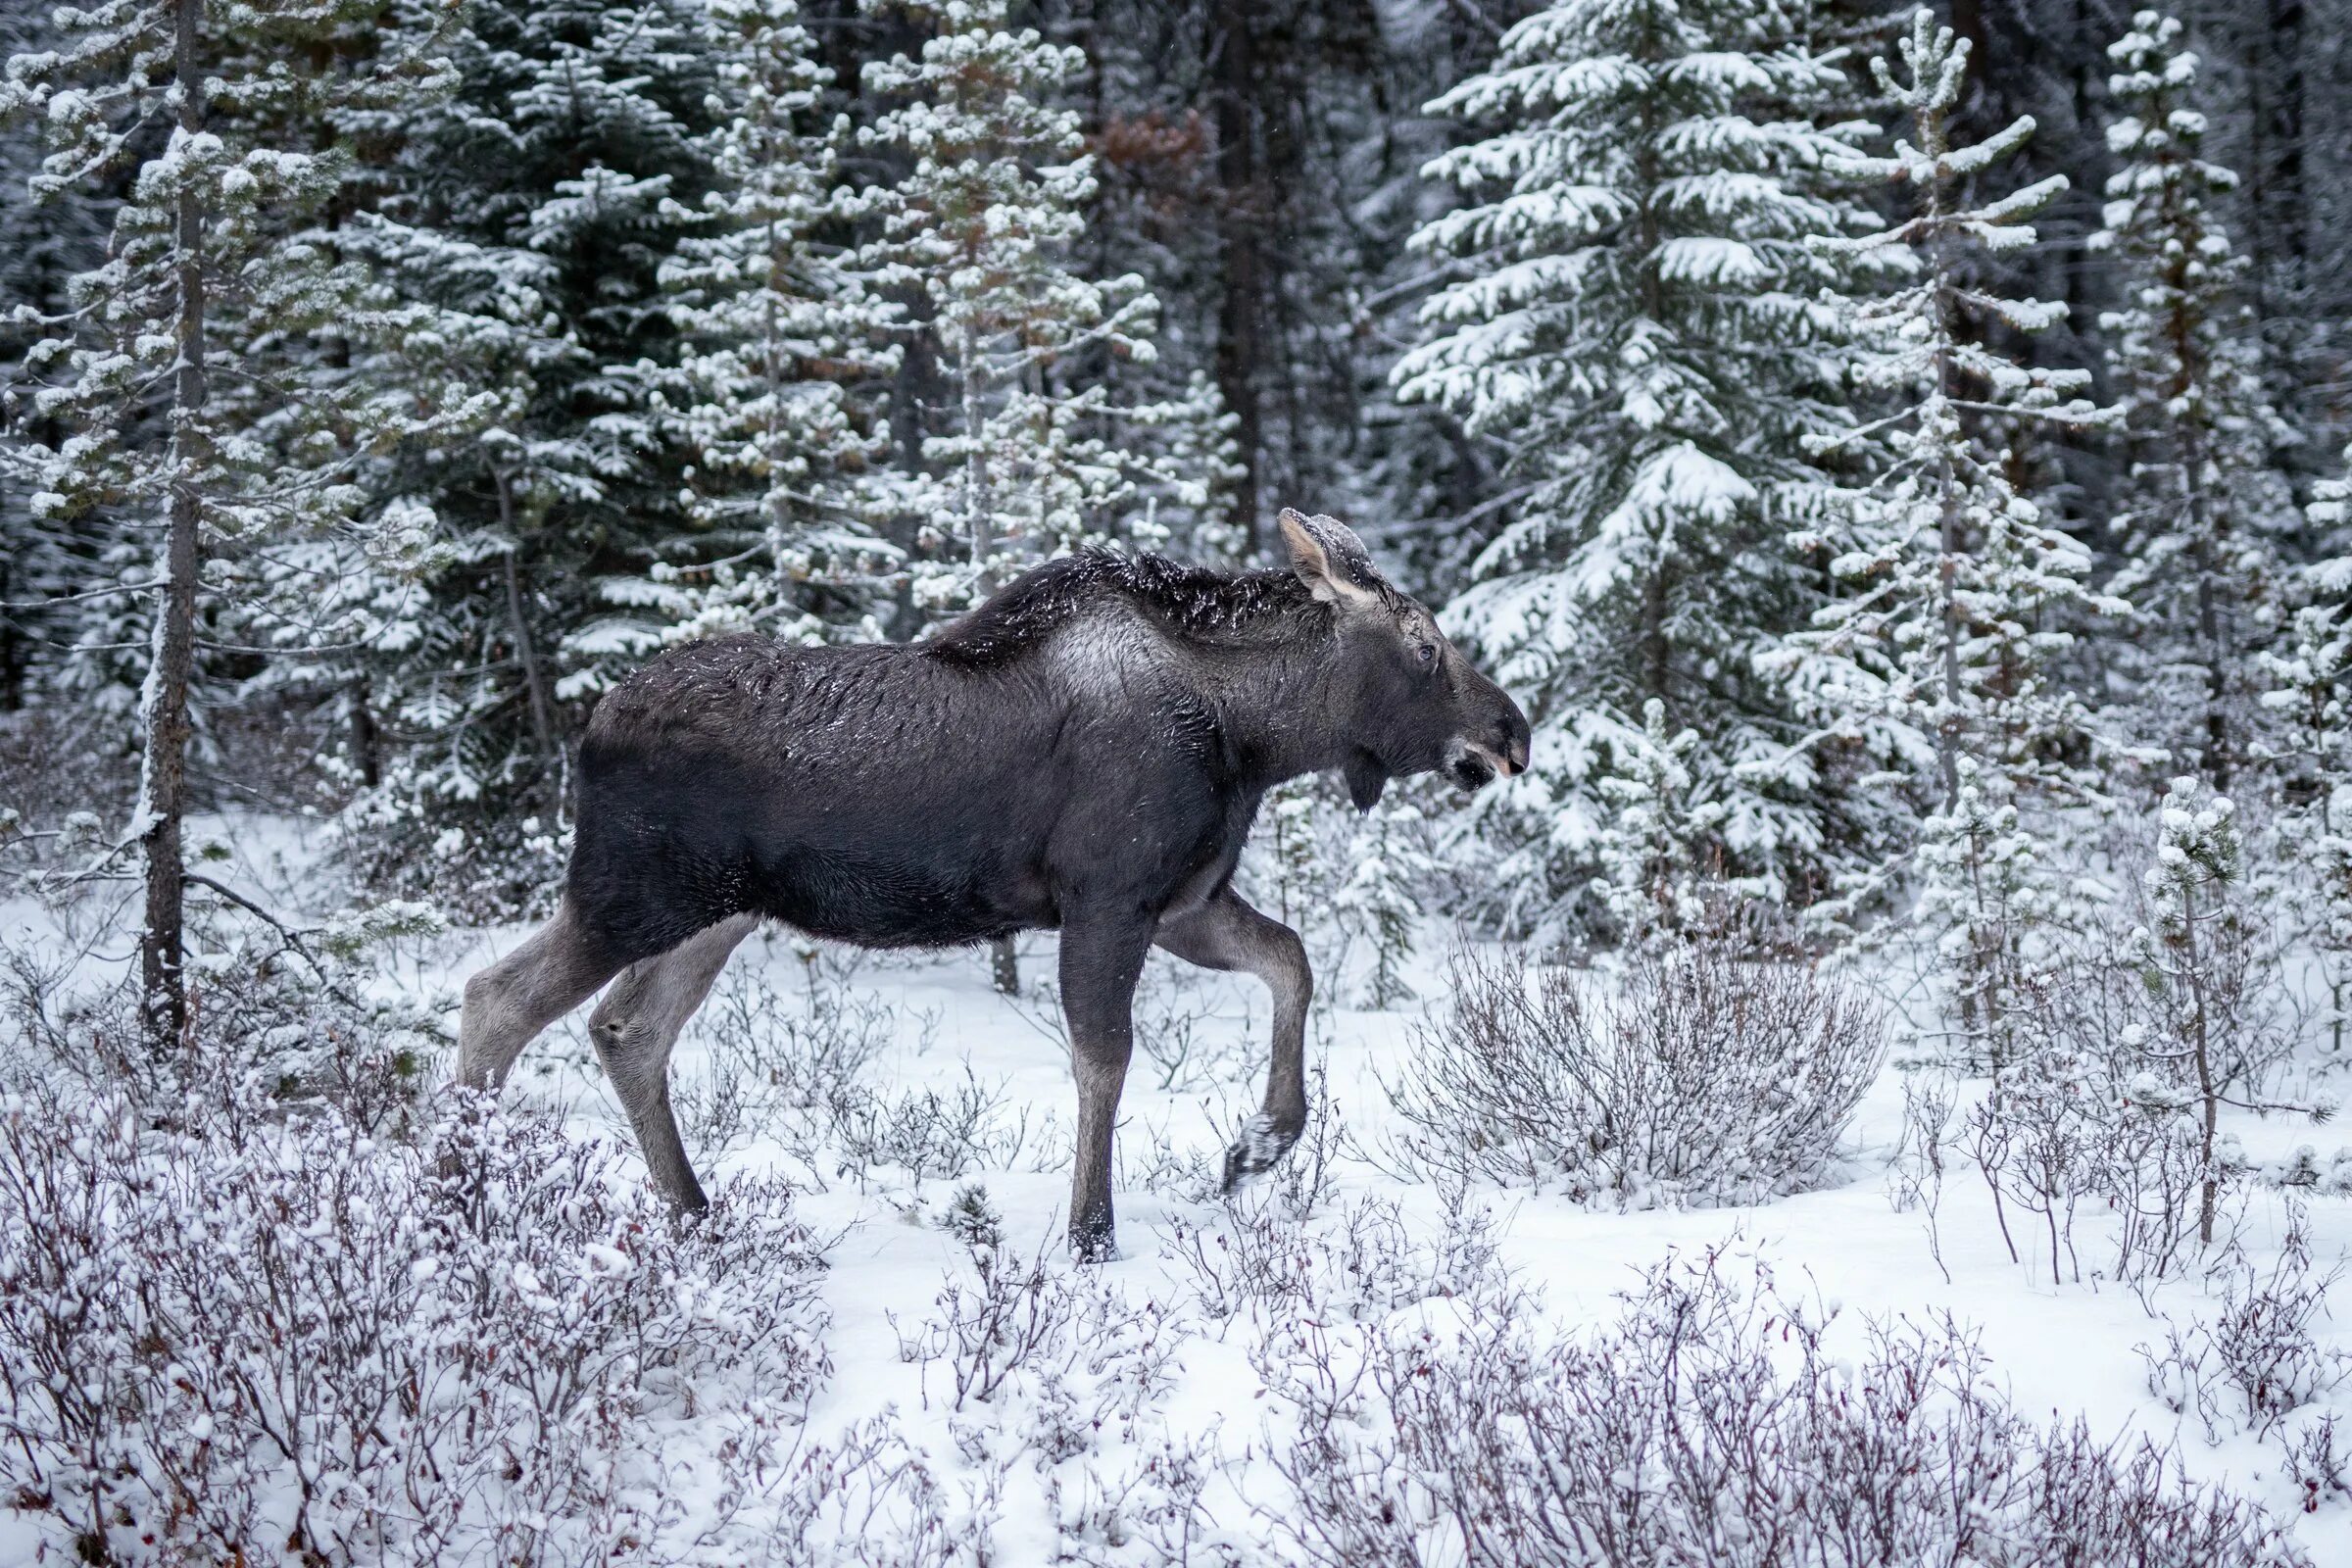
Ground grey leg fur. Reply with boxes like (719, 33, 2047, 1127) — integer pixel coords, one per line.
(1153, 889, 1312, 1192)
(457, 898, 625, 1092)
(1059, 912, 1155, 1262)
(586, 912, 759, 1212)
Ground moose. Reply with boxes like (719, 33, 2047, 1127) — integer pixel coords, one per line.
(457, 509, 1530, 1259)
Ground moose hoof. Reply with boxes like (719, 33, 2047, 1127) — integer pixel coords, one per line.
(1221, 1112, 1302, 1194)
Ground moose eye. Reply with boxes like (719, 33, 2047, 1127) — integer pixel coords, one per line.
(1415, 642, 1438, 668)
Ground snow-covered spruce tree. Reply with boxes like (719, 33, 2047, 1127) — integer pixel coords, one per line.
(1589, 697, 1757, 946)
(0, 0, 488, 1029)
(2133, 776, 2246, 1245)
(1787, 10, 2116, 1070)
(323, 1, 719, 913)
(629, 0, 902, 650)
(1394, 0, 1883, 938)
(1335, 799, 1436, 1007)
(2092, 11, 2294, 789)
(0, 6, 112, 721)
(2262, 600, 2352, 1061)
(853, 0, 1219, 619)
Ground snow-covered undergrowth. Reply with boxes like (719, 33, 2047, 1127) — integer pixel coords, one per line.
(2, 816, 2349, 1565)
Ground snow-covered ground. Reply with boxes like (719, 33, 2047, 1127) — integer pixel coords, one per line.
(7, 811, 2351, 1563)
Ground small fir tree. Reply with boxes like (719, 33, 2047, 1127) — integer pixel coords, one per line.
(320, 0, 722, 912)
(2091, 12, 2293, 788)
(638, 0, 902, 649)
(1334, 800, 1434, 1007)
(1787, 10, 2116, 1064)
(2260, 603, 2352, 1061)
(855, 0, 1186, 616)
(2132, 776, 2243, 1245)
(1590, 698, 1748, 945)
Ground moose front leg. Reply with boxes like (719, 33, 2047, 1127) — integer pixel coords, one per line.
(1058, 912, 1155, 1262)
(1154, 890, 1311, 1191)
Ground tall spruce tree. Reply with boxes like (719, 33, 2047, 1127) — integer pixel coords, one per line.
(632, 0, 902, 649)
(325, 0, 719, 913)
(2092, 10, 2293, 790)
(1789, 9, 2115, 1067)
(1393, 0, 1881, 936)
(853, 0, 1221, 620)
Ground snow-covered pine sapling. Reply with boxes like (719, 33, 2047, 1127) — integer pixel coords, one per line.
(285, 0, 728, 915)
(2134, 776, 2244, 1245)
(1911, 760, 2068, 1071)
(649, 0, 902, 648)
(853, 0, 1216, 615)
(1589, 698, 1744, 946)
(1791, 9, 2117, 1049)
(1256, 774, 1340, 935)
(1396, 0, 1885, 929)
(2092, 12, 2292, 788)
(2261, 604, 2352, 1059)
(1334, 800, 1434, 1006)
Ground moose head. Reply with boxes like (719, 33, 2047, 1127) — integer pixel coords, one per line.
(1276, 507, 1532, 810)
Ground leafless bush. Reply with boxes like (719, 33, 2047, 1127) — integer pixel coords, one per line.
(1886, 1073, 1955, 1282)
(2143, 1205, 2351, 1446)
(896, 1186, 1080, 1412)
(1042, 1433, 1224, 1567)
(1, 904, 445, 1132)
(1392, 939, 1884, 1206)
(1168, 1191, 1505, 1328)
(2283, 1414, 2352, 1515)
(1270, 1247, 2313, 1568)
(834, 1065, 1037, 1182)
(0, 1079, 831, 1565)
(1134, 977, 1257, 1094)
(674, 963, 898, 1159)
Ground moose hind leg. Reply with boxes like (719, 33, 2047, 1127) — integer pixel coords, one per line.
(1153, 890, 1311, 1192)
(1059, 912, 1155, 1262)
(587, 913, 760, 1214)
(458, 899, 625, 1093)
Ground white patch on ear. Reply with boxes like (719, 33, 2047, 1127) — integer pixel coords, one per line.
(1278, 507, 1379, 607)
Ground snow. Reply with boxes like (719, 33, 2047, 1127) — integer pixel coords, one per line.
(6, 812, 2340, 1562)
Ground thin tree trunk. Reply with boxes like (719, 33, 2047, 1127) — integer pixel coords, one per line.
(990, 935, 1019, 996)
(1212, 0, 1262, 553)
(349, 676, 381, 789)
(2185, 884, 2220, 1245)
(138, 0, 209, 1039)
(494, 467, 557, 781)
(962, 321, 993, 583)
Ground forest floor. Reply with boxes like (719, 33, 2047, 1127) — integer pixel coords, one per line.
(8, 809, 2352, 1563)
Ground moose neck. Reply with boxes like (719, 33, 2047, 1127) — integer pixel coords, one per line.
(1199, 622, 1366, 793)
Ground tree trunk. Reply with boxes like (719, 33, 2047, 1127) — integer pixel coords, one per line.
(494, 467, 557, 786)
(1211, 0, 1262, 553)
(138, 0, 210, 1040)
(990, 934, 1019, 996)
(961, 321, 994, 584)
(350, 676, 381, 789)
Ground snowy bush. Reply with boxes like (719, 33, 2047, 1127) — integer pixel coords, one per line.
(2141, 1206, 2350, 1445)
(1392, 939, 1884, 1206)
(1273, 1248, 2314, 1568)
(1166, 1190, 1506, 1327)
(0, 901, 445, 1132)
(0, 1082, 831, 1565)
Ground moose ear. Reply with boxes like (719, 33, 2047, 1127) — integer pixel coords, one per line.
(1278, 508, 1381, 607)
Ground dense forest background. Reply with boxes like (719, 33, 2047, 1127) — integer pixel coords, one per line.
(5, 0, 2352, 1010)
